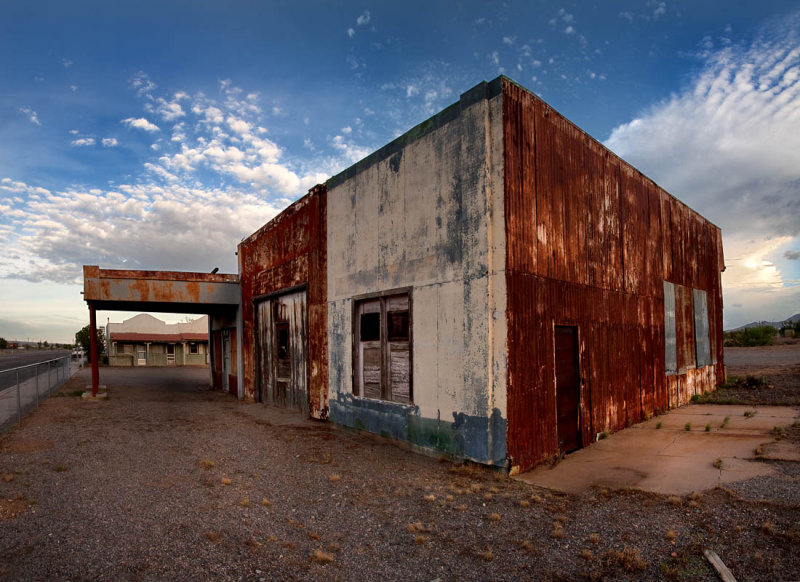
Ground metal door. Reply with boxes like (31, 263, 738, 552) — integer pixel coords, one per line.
(555, 325, 581, 453)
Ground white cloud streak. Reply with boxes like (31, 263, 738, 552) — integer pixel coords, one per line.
(605, 11, 800, 327)
(122, 117, 160, 132)
(19, 107, 41, 125)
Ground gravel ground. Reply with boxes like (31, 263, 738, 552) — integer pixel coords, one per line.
(1, 365, 799, 581)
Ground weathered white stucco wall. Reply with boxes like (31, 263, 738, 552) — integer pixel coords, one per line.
(326, 81, 508, 465)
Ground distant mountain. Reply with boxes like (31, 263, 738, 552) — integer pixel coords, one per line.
(727, 313, 800, 332)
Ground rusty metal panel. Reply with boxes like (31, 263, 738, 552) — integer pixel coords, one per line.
(238, 185, 327, 419)
(502, 79, 725, 472)
(664, 281, 677, 374)
(693, 288, 711, 367)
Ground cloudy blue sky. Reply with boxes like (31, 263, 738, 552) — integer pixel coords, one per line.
(1, 1, 799, 343)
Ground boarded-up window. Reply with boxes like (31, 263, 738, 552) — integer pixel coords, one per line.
(693, 288, 711, 367)
(664, 281, 677, 375)
(354, 292, 412, 404)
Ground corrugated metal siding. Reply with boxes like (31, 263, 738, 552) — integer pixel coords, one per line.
(238, 185, 328, 419)
(502, 79, 725, 471)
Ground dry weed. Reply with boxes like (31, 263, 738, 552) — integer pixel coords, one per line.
(588, 533, 600, 544)
(665, 529, 677, 541)
(603, 546, 645, 572)
(220, 477, 232, 486)
(2, 474, 13, 483)
(200, 459, 215, 469)
(310, 549, 334, 564)
(203, 531, 219, 542)
(261, 498, 271, 507)
(240, 498, 249, 507)
(487, 513, 501, 522)
(475, 546, 494, 561)
(328, 474, 341, 483)
(519, 500, 531, 508)
(423, 494, 435, 502)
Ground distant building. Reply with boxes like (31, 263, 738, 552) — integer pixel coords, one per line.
(107, 314, 209, 367)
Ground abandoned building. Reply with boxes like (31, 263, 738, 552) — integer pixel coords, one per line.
(85, 76, 725, 473)
(107, 314, 209, 367)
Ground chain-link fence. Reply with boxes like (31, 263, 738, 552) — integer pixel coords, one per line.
(0, 356, 75, 434)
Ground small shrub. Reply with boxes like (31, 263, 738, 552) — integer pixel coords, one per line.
(423, 494, 435, 502)
(53, 465, 69, 473)
(483, 493, 493, 501)
(2, 474, 13, 483)
(721, 416, 730, 428)
(705, 423, 712, 432)
(328, 474, 341, 483)
(744, 410, 756, 418)
(713, 458, 723, 470)
(519, 499, 531, 508)
(414, 534, 427, 545)
(761, 521, 776, 536)
(771, 426, 787, 438)
(200, 459, 215, 469)
(684, 423, 692, 432)
(240, 498, 249, 507)
(665, 529, 677, 541)
(588, 533, 600, 544)
(261, 498, 271, 507)
(581, 548, 594, 560)
(203, 531, 218, 542)
(666, 495, 682, 506)
(220, 477, 232, 486)
(655, 421, 663, 429)
(488, 513, 501, 522)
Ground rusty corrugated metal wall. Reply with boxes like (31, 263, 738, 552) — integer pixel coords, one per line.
(238, 185, 328, 419)
(502, 79, 724, 471)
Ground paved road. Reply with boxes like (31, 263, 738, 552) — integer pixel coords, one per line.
(0, 349, 72, 372)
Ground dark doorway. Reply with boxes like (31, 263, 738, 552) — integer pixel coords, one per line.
(554, 325, 581, 454)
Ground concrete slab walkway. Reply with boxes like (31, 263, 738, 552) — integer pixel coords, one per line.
(516, 404, 800, 495)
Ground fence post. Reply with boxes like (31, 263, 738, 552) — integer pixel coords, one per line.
(35, 363, 39, 407)
(16, 369, 21, 425)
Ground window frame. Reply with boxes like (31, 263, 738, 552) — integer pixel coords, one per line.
(352, 288, 413, 404)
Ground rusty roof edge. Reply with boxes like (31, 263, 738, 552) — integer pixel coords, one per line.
(499, 76, 724, 235)
(326, 77, 504, 190)
(91, 267, 240, 283)
(239, 184, 326, 247)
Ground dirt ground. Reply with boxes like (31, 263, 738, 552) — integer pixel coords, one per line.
(0, 358, 799, 581)
(710, 344, 800, 405)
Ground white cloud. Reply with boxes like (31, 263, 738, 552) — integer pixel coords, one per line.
(19, 107, 41, 126)
(102, 138, 118, 147)
(130, 71, 156, 97)
(122, 117, 160, 132)
(155, 98, 185, 121)
(71, 137, 95, 147)
(356, 11, 370, 26)
(62, 58, 74, 68)
(347, 27, 355, 38)
(605, 11, 800, 328)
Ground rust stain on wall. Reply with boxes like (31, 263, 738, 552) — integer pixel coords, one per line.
(238, 185, 328, 419)
(502, 79, 725, 471)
